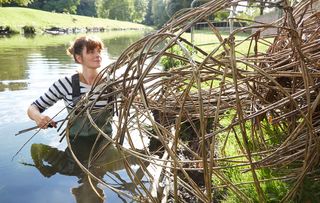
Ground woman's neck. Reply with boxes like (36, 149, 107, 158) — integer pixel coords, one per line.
(79, 68, 99, 85)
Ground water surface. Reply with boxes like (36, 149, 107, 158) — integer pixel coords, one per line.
(0, 31, 149, 203)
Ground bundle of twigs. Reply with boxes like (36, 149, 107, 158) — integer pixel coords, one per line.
(65, 0, 320, 202)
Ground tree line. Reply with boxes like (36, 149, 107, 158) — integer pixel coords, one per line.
(0, 0, 206, 27)
(1, 0, 276, 27)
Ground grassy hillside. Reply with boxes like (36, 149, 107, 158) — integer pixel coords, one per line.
(0, 7, 151, 33)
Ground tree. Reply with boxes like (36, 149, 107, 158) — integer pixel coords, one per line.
(45, 0, 80, 14)
(0, 0, 33, 6)
(214, 10, 229, 21)
(77, 0, 97, 17)
(132, 0, 147, 23)
(96, 0, 132, 21)
(152, 0, 169, 28)
(29, 0, 80, 14)
(27, 0, 44, 10)
(143, 0, 153, 25)
(165, 0, 193, 17)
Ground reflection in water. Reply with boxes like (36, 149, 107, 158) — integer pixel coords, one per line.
(0, 81, 28, 92)
(27, 137, 146, 203)
(0, 48, 29, 81)
(0, 31, 148, 90)
(0, 82, 4, 91)
(104, 35, 144, 57)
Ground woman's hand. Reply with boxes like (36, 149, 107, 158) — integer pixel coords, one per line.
(27, 104, 56, 129)
(35, 115, 57, 129)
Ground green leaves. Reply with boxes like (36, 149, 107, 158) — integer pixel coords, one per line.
(0, 0, 33, 6)
(96, 0, 147, 22)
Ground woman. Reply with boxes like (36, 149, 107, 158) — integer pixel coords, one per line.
(27, 35, 113, 137)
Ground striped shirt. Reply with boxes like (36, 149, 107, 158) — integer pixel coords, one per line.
(32, 74, 111, 113)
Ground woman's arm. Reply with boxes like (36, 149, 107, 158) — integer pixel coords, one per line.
(27, 104, 56, 129)
(27, 77, 72, 128)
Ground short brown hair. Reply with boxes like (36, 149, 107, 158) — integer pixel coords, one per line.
(67, 35, 104, 63)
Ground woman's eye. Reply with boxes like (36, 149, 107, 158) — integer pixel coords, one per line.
(87, 49, 101, 54)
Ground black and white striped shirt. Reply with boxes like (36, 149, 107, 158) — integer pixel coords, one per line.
(32, 74, 111, 113)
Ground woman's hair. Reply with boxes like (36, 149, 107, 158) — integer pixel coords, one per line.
(67, 35, 104, 63)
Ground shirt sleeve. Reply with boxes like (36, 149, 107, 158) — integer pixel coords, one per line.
(32, 77, 71, 113)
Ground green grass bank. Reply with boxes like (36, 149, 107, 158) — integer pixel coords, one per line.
(0, 7, 152, 34)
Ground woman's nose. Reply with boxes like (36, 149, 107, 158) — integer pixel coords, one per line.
(94, 51, 101, 57)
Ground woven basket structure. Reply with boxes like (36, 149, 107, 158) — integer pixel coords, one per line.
(66, 0, 320, 202)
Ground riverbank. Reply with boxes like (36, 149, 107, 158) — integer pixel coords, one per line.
(0, 7, 152, 35)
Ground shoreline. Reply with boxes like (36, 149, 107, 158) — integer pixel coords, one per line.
(0, 25, 152, 36)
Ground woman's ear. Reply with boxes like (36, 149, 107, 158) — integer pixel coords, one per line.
(75, 54, 82, 64)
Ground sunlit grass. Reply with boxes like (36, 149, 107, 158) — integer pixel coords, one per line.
(0, 7, 152, 33)
(181, 29, 272, 56)
(213, 111, 291, 202)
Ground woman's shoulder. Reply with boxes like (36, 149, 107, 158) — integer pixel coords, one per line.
(52, 74, 77, 87)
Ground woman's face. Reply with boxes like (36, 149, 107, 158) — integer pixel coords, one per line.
(76, 46, 102, 70)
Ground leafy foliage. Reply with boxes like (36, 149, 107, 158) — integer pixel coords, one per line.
(2, 0, 181, 28)
(96, 0, 131, 21)
(29, 0, 80, 14)
(132, 0, 147, 23)
(165, 0, 193, 17)
(0, 0, 33, 6)
(160, 44, 191, 71)
(295, 177, 320, 202)
(214, 10, 229, 21)
(76, 0, 97, 17)
(151, 0, 169, 28)
(143, 0, 153, 25)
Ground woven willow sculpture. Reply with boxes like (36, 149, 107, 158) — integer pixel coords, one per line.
(65, 0, 320, 202)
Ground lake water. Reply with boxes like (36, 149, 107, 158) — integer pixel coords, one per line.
(0, 31, 150, 203)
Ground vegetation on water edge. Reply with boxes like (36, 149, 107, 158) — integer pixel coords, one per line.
(0, 30, 148, 48)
